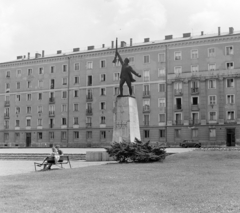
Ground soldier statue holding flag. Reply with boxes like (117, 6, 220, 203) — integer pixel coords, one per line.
(112, 38, 141, 97)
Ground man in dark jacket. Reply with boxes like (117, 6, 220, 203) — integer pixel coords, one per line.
(115, 51, 141, 96)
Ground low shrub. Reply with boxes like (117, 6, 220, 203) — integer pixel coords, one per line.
(105, 138, 166, 163)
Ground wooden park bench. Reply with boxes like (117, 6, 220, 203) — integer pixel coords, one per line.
(34, 155, 71, 171)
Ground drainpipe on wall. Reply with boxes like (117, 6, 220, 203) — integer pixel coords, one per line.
(67, 56, 71, 147)
(165, 45, 168, 146)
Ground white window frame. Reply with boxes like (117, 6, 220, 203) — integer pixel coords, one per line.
(100, 87, 106, 96)
(100, 60, 106, 68)
(86, 61, 93, 69)
(100, 74, 106, 82)
(62, 91, 67, 99)
(226, 94, 235, 104)
(191, 49, 198, 59)
(143, 70, 150, 82)
(50, 66, 55, 73)
(158, 53, 165, 63)
(226, 111, 235, 120)
(191, 65, 199, 73)
(225, 46, 234, 55)
(100, 102, 106, 110)
(16, 69, 22, 77)
(192, 96, 199, 105)
(113, 72, 120, 81)
(209, 128, 216, 137)
(226, 62, 234, 70)
(208, 48, 215, 57)
(208, 79, 216, 89)
(158, 98, 166, 108)
(174, 66, 182, 74)
(209, 111, 217, 121)
(174, 51, 182, 60)
(143, 55, 150, 64)
(159, 113, 166, 123)
(209, 95, 217, 105)
(62, 64, 68, 72)
(159, 83, 165, 92)
(39, 67, 44, 75)
(158, 68, 165, 77)
(74, 76, 79, 85)
(74, 63, 80, 71)
(226, 78, 234, 88)
(62, 77, 68, 86)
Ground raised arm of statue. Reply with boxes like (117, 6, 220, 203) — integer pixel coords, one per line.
(116, 51, 123, 65)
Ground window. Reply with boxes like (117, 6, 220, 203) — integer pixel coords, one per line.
(86, 117, 92, 127)
(27, 106, 31, 114)
(38, 80, 43, 88)
(226, 62, 234, 70)
(143, 70, 150, 81)
(227, 111, 235, 120)
(191, 81, 199, 89)
(175, 129, 181, 138)
(87, 75, 92, 86)
(114, 87, 119, 96)
(5, 83, 10, 90)
(73, 117, 79, 125)
(61, 131, 67, 140)
(159, 84, 165, 92)
(27, 81, 31, 88)
(16, 69, 21, 77)
(6, 71, 10, 78)
(86, 131, 92, 140)
(113, 73, 120, 81)
(208, 48, 215, 57)
(209, 129, 216, 137)
(191, 65, 199, 73)
(63, 64, 67, 72)
(4, 133, 9, 141)
(158, 68, 165, 77)
(100, 74, 106, 82)
(191, 50, 198, 59)
(50, 66, 55, 73)
(226, 79, 234, 88)
(62, 104, 67, 112)
(15, 120, 20, 127)
(129, 57, 134, 65)
(100, 88, 106, 96)
(209, 112, 217, 121)
(192, 113, 199, 124)
(100, 60, 106, 68)
(87, 61, 93, 69)
(143, 114, 150, 126)
(28, 68, 32, 76)
(16, 82, 20, 89)
(62, 77, 68, 85)
(49, 132, 54, 140)
(143, 55, 150, 63)
(100, 131, 106, 140)
(192, 129, 198, 138)
(159, 129, 165, 138)
(74, 63, 80, 71)
(27, 94, 32, 101)
(208, 64, 216, 71)
(209, 79, 216, 89)
(62, 117, 67, 125)
(227, 95, 234, 104)
(37, 118, 42, 126)
(62, 91, 67, 99)
(158, 53, 165, 62)
(16, 107, 20, 114)
(209, 95, 216, 105)
(49, 105, 55, 114)
(39, 67, 44, 75)
(144, 130, 150, 139)
(15, 133, 20, 141)
(143, 84, 150, 95)
(192, 97, 199, 105)
(100, 102, 106, 110)
(174, 51, 182, 60)
(74, 76, 79, 84)
(73, 103, 79, 111)
(158, 98, 166, 108)
(16, 95, 21, 101)
(159, 114, 166, 123)
(74, 131, 79, 139)
(38, 93, 42, 100)
(174, 82, 182, 92)
(73, 90, 78, 98)
(174, 66, 182, 74)
(143, 99, 150, 111)
(38, 106, 43, 113)
(26, 118, 31, 127)
(225, 46, 234, 55)
(100, 116, 106, 124)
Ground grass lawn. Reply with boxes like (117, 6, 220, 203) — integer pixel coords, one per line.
(0, 151, 240, 213)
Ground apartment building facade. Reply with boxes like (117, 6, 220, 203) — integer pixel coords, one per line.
(0, 27, 239, 148)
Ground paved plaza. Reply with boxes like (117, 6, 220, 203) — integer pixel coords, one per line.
(0, 148, 195, 176)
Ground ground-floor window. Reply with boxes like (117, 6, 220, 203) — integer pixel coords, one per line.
(175, 129, 181, 138)
(4, 133, 9, 142)
(38, 132, 43, 141)
(49, 132, 54, 140)
(15, 133, 20, 142)
(159, 129, 165, 138)
(61, 131, 67, 141)
(192, 129, 198, 138)
(209, 128, 216, 137)
(86, 131, 92, 140)
(100, 131, 106, 140)
(144, 130, 150, 139)
(74, 131, 79, 139)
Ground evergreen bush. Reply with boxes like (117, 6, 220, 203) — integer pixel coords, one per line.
(105, 138, 166, 163)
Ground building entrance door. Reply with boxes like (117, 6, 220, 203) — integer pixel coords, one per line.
(226, 128, 235, 146)
(26, 133, 31, 147)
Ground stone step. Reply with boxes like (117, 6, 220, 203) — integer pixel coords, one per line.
(0, 153, 86, 160)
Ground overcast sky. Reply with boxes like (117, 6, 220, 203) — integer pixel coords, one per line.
(0, 0, 239, 62)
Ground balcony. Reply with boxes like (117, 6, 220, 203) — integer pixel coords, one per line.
(4, 113, 10, 119)
(174, 120, 183, 125)
(174, 89, 183, 96)
(191, 104, 199, 111)
(86, 109, 93, 116)
(175, 104, 182, 111)
(86, 95, 93, 102)
(86, 123, 92, 128)
(143, 105, 151, 113)
(208, 120, 217, 124)
(144, 121, 150, 126)
(191, 87, 199, 94)
(143, 91, 151, 98)
(4, 101, 10, 107)
(225, 119, 236, 124)
(49, 97, 55, 104)
(50, 84, 54, 89)
(4, 125, 9, 129)
(189, 119, 200, 125)
(49, 124, 54, 128)
(49, 111, 55, 117)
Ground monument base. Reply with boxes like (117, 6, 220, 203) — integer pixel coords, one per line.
(112, 96, 141, 143)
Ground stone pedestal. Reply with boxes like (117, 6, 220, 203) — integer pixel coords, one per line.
(112, 96, 141, 143)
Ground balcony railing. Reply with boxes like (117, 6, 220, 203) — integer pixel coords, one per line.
(189, 119, 200, 125)
(144, 121, 150, 126)
(175, 104, 182, 111)
(143, 91, 151, 98)
(86, 109, 93, 115)
(49, 124, 54, 128)
(174, 89, 183, 96)
(4, 113, 10, 119)
(49, 111, 55, 117)
(191, 87, 199, 94)
(50, 84, 54, 89)
(174, 120, 182, 125)
(86, 95, 93, 102)
(143, 106, 151, 113)
(4, 101, 10, 107)
(191, 104, 199, 111)
(86, 123, 92, 128)
(49, 97, 55, 104)
(4, 125, 9, 129)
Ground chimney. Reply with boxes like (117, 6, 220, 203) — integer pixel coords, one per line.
(28, 52, 30, 59)
(57, 50, 62, 54)
(183, 33, 191, 38)
(201, 31, 204, 36)
(35, 53, 41, 58)
(73, 48, 80, 52)
(130, 38, 133, 46)
(102, 44, 105, 48)
(144, 38, 150, 43)
(17, 56, 23, 60)
(121, 41, 126, 47)
(218, 27, 221, 36)
(165, 35, 173, 40)
(42, 50, 45, 57)
(229, 27, 234, 34)
(87, 46, 94, 50)
(111, 41, 114, 48)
